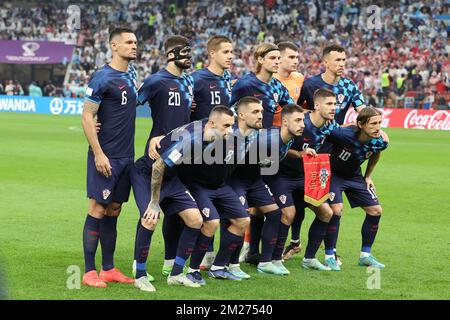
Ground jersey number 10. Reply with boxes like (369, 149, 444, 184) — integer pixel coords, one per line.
(338, 150, 351, 161)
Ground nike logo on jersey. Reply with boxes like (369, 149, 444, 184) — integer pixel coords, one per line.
(210, 85, 217, 89)
(118, 85, 126, 90)
(253, 93, 262, 97)
(170, 87, 178, 90)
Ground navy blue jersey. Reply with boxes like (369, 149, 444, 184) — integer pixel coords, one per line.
(85, 64, 137, 158)
(138, 69, 194, 140)
(328, 126, 388, 178)
(231, 72, 293, 128)
(298, 73, 365, 124)
(231, 126, 293, 180)
(279, 112, 339, 177)
(190, 68, 232, 121)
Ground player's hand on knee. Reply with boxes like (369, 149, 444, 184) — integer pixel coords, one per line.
(95, 152, 112, 178)
(144, 200, 161, 225)
(148, 136, 163, 160)
(365, 176, 376, 191)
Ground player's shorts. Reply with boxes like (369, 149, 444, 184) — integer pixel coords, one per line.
(227, 177, 275, 209)
(328, 174, 380, 208)
(130, 165, 198, 217)
(185, 182, 249, 222)
(86, 152, 132, 205)
(264, 174, 307, 209)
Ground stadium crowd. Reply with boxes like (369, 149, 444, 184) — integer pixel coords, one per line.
(0, 0, 449, 108)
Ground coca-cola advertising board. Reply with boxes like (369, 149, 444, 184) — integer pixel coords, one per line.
(344, 108, 450, 130)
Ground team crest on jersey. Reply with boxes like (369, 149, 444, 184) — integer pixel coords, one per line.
(319, 168, 330, 189)
(366, 151, 373, 158)
(279, 194, 287, 205)
(338, 94, 345, 104)
(239, 196, 246, 206)
(273, 93, 279, 102)
(202, 208, 210, 218)
(102, 189, 111, 200)
(329, 192, 335, 201)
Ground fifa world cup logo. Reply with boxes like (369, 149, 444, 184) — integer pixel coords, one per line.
(319, 168, 329, 189)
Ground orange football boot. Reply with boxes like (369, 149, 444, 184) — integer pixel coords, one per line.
(99, 268, 134, 283)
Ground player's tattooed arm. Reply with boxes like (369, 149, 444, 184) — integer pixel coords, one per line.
(364, 152, 381, 191)
(81, 100, 111, 177)
(144, 158, 165, 223)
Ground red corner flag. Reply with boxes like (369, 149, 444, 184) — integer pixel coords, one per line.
(303, 154, 331, 206)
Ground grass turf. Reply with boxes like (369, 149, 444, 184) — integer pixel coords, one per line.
(0, 113, 449, 300)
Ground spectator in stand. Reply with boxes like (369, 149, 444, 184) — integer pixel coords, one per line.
(28, 81, 43, 97)
(44, 81, 56, 97)
(4, 80, 14, 96)
(13, 80, 24, 95)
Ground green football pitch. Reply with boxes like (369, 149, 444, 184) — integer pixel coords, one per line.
(1, 113, 449, 300)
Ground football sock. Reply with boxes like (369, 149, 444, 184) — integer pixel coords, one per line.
(207, 236, 214, 252)
(83, 214, 101, 273)
(213, 229, 243, 267)
(162, 214, 182, 260)
(189, 232, 213, 270)
(290, 206, 305, 242)
(260, 209, 281, 263)
(171, 226, 200, 276)
(304, 218, 328, 259)
(324, 214, 341, 256)
(272, 222, 290, 261)
(361, 214, 381, 255)
(249, 215, 264, 255)
(99, 215, 118, 271)
(229, 242, 243, 265)
(134, 222, 154, 279)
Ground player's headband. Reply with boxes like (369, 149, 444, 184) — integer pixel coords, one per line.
(259, 46, 280, 58)
(166, 45, 192, 62)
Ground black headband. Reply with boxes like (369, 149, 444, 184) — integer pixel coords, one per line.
(259, 47, 280, 58)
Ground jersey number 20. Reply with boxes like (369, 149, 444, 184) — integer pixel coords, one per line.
(169, 92, 181, 106)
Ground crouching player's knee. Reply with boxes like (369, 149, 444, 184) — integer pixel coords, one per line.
(365, 205, 382, 217)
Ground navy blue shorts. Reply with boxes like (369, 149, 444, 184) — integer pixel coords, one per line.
(185, 183, 249, 222)
(130, 165, 198, 217)
(227, 177, 275, 209)
(264, 174, 307, 209)
(86, 152, 132, 205)
(328, 174, 380, 208)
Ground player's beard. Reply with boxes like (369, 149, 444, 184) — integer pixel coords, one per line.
(175, 59, 192, 70)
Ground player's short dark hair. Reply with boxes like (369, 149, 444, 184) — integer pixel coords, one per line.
(356, 107, 382, 126)
(236, 96, 262, 112)
(209, 105, 234, 118)
(322, 44, 345, 58)
(277, 41, 299, 53)
(207, 35, 232, 53)
(109, 27, 134, 43)
(313, 88, 336, 102)
(165, 35, 189, 52)
(281, 104, 304, 118)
